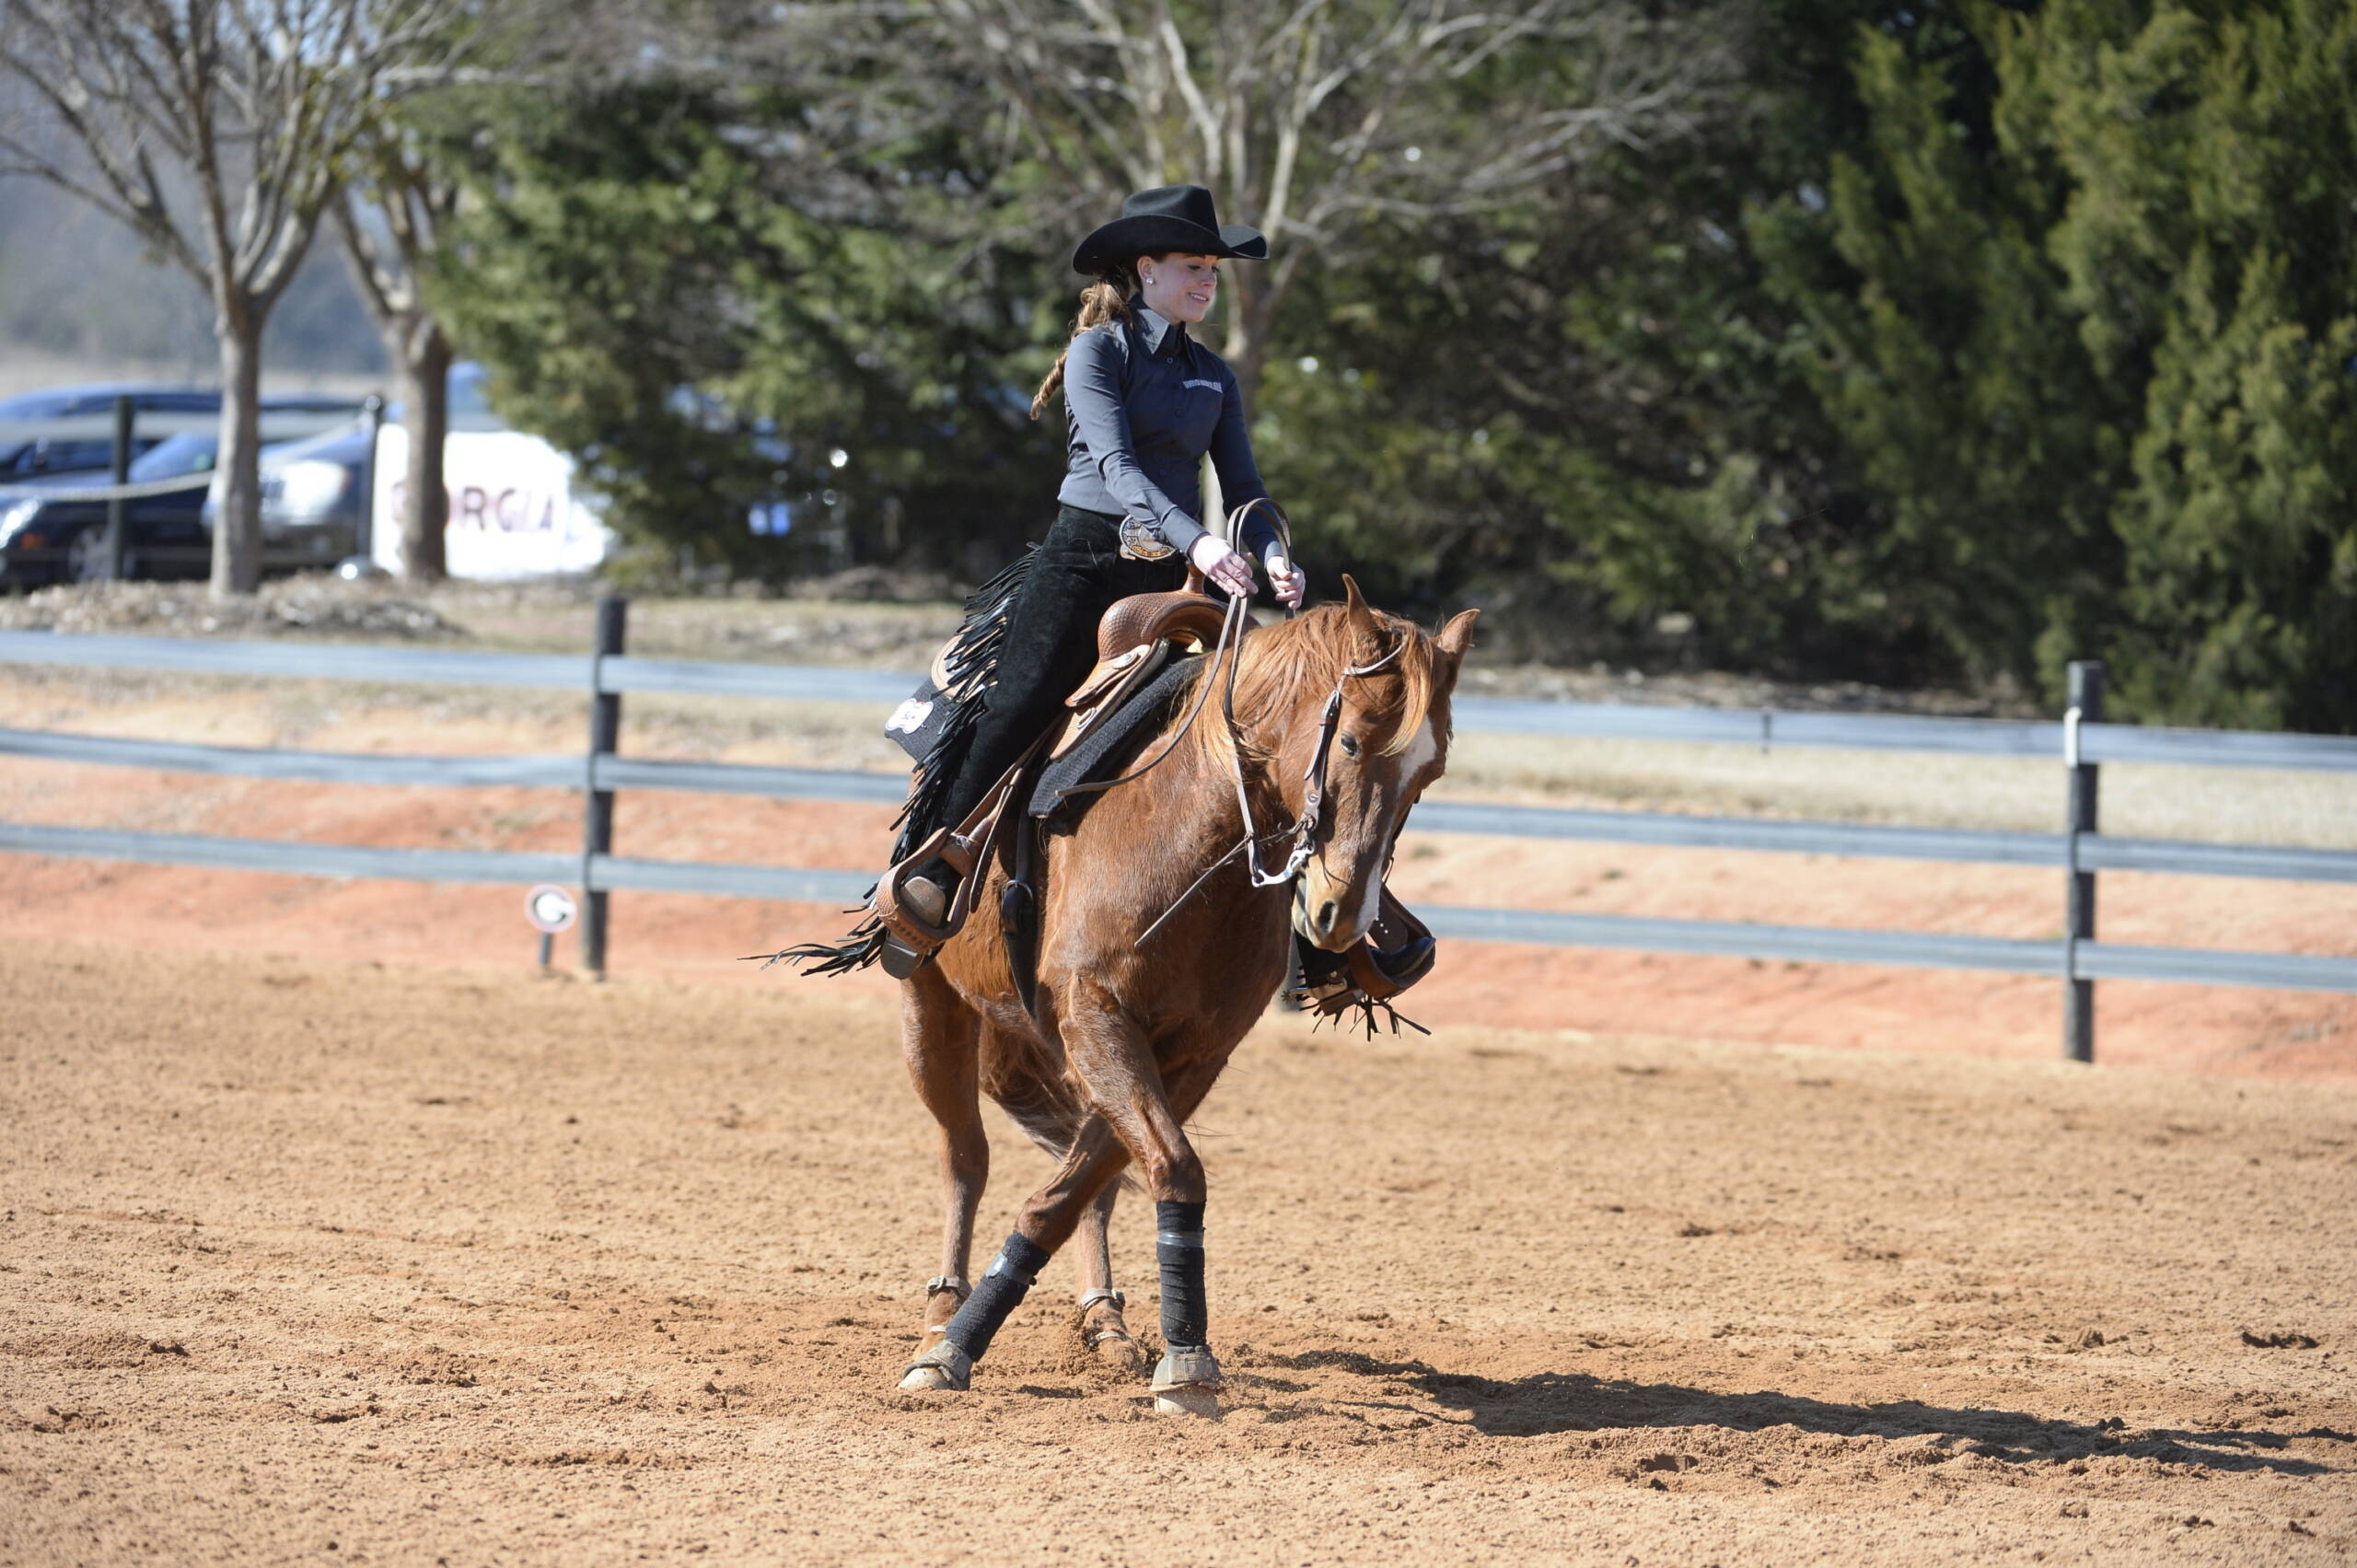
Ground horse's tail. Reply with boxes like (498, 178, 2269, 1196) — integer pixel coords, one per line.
(986, 1026, 1130, 1181)
(996, 1077, 1088, 1161)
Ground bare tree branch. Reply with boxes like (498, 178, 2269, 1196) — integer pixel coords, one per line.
(0, 0, 480, 596)
(831, 0, 1724, 402)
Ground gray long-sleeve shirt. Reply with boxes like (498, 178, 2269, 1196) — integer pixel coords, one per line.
(1055, 307, 1282, 562)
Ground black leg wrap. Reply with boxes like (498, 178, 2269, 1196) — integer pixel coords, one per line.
(1155, 1199, 1209, 1352)
(940, 1232, 1051, 1363)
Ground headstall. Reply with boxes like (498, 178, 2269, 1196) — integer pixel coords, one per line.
(1131, 500, 1412, 945)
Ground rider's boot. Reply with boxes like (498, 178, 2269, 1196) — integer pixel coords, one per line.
(898, 858, 958, 929)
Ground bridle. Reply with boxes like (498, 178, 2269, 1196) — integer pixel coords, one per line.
(1224, 601, 1405, 889)
(1132, 501, 1409, 945)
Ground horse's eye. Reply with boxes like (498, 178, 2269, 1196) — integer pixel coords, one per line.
(1339, 733, 1361, 758)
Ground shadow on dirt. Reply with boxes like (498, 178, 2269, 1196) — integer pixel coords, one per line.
(1269, 1350, 2344, 1477)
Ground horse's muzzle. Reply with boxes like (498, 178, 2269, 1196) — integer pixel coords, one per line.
(1293, 872, 1368, 952)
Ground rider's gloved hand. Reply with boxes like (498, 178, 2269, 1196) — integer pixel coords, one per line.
(1188, 533, 1258, 599)
(1262, 546, 1306, 610)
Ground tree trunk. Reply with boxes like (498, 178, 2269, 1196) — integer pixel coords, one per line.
(210, 300, 265, 598)
(1220, 271, 1272, 413)
(394, 318, 452, 582)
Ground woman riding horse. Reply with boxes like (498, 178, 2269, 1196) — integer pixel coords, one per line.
(887, 184, 1306, 945)
(784, 186, 1476, 1413)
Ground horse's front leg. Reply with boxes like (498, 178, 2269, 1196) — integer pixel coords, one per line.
(1055, 997, 1232, 1416)
(1109, 1059, 1228, 1417)
(1075, 1182, 1145, 1370)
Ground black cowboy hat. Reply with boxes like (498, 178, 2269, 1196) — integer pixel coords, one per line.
(1071, 184, 1269, 276)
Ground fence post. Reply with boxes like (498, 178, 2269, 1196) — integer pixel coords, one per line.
(2062, 659, 2104, 1063)
(356, 394, 385, 564)
(580, 595, 628, 978)
(103, 395, 134, 581)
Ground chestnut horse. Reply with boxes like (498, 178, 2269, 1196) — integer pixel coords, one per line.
(897, 580, 1478, 1414)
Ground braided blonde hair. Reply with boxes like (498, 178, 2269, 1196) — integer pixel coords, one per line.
(1029, 261, 1147, 420)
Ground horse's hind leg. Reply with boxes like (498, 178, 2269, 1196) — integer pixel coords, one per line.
(904, 1117, 1133, 1391)
(1075, 1183, 1144, 1369)
(898, 967, 987, 1371)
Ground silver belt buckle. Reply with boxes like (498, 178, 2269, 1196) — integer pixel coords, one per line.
(1118, 516, 1176, 562)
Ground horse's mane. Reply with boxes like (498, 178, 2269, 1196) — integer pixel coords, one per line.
(1187, 602, 1440, 762)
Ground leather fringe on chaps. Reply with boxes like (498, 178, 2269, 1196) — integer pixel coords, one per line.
(760, 547, 1038, 977)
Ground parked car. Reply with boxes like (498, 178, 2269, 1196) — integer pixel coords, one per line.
(242, 362, 508, 570)
(0, 385, 365, 485)
(0, 430, 222, 586)
(0, 385, 380, 587)
(0, 411, 386, 587)
(0, 385, 222, 481)
(242, 419, 376, 565)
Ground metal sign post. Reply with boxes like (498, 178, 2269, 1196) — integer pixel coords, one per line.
(525, 883, 578, 970)
(2062, 660, 2105, 1063)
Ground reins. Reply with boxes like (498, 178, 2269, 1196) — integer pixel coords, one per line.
(1127, 501, 1409, 947)
(1224, 616, 1403, 890)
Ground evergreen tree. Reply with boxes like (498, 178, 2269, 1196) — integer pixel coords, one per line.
(430, 81, 1062, 580)
(2001, 0, 2357, 727)
(1746, 6, 2131, 698)
(1747, 0, 2356, 726)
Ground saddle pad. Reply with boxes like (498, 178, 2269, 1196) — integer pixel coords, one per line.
(1028, 654, 1203, 823)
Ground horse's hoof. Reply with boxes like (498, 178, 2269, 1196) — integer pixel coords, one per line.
(899, 1340, 971, 1392)
(1154, 1384, 1222, 1419)
(1151, 1346, 1223, 1389)
(1150, 1346, 1222, 1416)
(1093, 1331, 1148, 1372)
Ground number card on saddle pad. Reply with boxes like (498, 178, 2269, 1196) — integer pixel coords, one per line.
(883, 676, 958, 764)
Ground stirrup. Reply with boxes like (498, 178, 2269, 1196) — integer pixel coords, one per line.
(877, 831, 978, 954)
(874, 755, 1038, 968)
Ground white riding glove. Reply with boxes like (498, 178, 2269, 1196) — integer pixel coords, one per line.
(1262, 546, 1306, 610)
(1187, 533, 1257, 599)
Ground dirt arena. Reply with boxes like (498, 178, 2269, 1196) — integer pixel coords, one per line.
(4, 939, 2352, 1566)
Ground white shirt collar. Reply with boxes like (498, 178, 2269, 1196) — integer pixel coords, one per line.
(1133, 305, 1173, 353)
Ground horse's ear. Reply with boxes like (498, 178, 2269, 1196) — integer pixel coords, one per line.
(1429, 608, 1480, 695)
(1341, 574, 1372, 623)
(1435, 608, 1480, 666)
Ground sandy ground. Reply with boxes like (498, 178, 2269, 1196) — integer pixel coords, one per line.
(2, 941, 2352, 1566)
